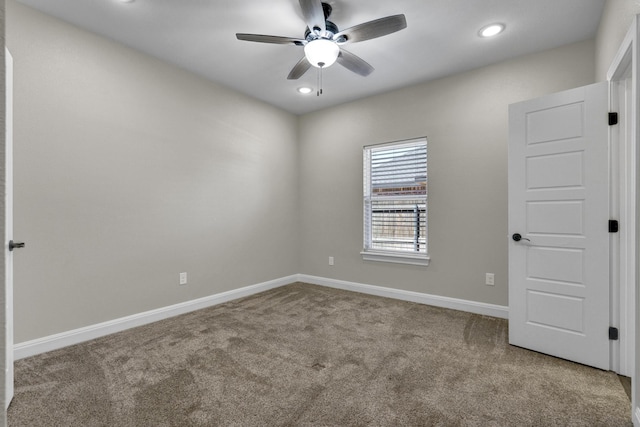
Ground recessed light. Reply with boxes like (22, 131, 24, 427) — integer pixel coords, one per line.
(297, 87, 313, 94)
(479, 23, 505, 38)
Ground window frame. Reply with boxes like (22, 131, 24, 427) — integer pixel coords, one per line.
(361, 137, 430, 266)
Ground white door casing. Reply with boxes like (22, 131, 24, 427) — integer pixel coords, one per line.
(5, 48, 14, 408)
(609, 63, 633, 377)
(508, 82, 610, 370)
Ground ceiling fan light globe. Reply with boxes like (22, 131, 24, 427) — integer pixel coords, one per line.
(304, 39, 340, 68)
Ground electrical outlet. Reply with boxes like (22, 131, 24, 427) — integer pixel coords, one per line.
(485, 273, 495, 286)
(329, 256, 334, 266)
(179, 272, 188, 285)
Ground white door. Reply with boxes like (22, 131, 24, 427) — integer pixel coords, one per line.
(508, 82, 610, 370)
(5, 48, 14, 407)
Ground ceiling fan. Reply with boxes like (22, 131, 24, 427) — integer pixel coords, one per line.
(236, 0, 407, 82)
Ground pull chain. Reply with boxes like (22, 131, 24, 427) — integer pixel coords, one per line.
(317, 62, 325, 96)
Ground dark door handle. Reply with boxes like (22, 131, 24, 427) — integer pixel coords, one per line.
(512, 233, 530, 242)
(9, 240, 25, 251)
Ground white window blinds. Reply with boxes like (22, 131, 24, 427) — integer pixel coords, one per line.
(363, 138, 428, 264)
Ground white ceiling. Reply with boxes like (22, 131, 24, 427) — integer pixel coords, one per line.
(17, 0, 606, 115)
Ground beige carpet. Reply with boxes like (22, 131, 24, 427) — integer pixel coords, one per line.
(8, 282, 632, 426)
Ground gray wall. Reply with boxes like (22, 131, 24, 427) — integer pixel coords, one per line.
(297, 40, 596, 306)
(7, 0, 299, 343)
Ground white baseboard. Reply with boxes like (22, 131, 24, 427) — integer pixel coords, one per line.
(14, 275, 298, 360)
(14, 274, 508, 360)
(298, 274, 509, 319)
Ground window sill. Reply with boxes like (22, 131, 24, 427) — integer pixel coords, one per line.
(360, 251, 430, 266)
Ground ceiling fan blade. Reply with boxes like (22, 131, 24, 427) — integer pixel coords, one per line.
(287, 57, 312, 80)
(334, 14, 407, 44)
(337, 49, 374, 77)
(299, 0, 326, 33)
(236, 33, 305, 46)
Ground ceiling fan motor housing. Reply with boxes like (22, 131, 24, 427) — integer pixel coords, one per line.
(305, 20, 339, 41)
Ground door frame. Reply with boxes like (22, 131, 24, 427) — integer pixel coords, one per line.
(608, 18, 636, 379)
(5, 48, 14, 409)
(0, 32, 7, 422)
(606, 14, 640, 425)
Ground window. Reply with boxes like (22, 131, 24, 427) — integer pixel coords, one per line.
(362, 138, 429, 266)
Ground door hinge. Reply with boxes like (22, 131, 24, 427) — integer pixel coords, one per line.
(609, 112, 619, 126)
(609, 327, 619, 340)
(609, 219, 619, 233)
